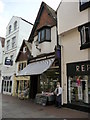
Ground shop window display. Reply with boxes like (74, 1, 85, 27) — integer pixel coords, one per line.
(40, 71, 59, 93)
(16, 80, 30, 99)
(36, 71, 59, 106)
(3, 80, 12, 94)
(68, 75, 89, 104)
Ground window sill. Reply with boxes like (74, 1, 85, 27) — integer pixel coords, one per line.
(39, 40, 51, 44)
(80, 43, 90, 50)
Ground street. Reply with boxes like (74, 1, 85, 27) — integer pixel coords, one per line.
(0, 94, 89, 119)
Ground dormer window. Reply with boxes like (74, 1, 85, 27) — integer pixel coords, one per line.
(14, 21, 17, 30)
(23, 46, 27, 53)
(9, 25, 12, 34)
(78, 22, 90, 49)
(38, 27, 51, 43)
(80, 0, 90, 11)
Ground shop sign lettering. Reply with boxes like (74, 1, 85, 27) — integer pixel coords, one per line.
(76, 64, 90, 72)
(67, 61, 90, 76)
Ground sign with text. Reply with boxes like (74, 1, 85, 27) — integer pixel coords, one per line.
(67, 60, 90, 76)
(5, 58, 13, 66)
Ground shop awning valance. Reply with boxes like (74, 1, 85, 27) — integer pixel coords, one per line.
(17, 58, 55, 76)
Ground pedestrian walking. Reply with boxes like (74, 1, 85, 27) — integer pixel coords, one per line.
(54, 82, 62, 108)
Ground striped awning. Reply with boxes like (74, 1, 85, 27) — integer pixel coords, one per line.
(17, 58, 55, 76)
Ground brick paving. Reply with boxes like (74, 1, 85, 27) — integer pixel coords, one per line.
(0, 94, 89, 119)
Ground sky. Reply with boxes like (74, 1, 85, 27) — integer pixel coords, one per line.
(0, 0, 61, 38)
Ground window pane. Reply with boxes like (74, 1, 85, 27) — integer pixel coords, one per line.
(7, 81, 9, 92)
(38, 32, 41, 42)
(85, 27, 90, 43)
(14, 21, 17, 30)
(7, 40, 10, 50)
(4, 81, 6, 91)
(23, 62, 26, 68)
(9, 25, 11, 34)
(9, 81, 12, 92)
(41, 30, 45, 41)
(46, 29, 51, 40)
(81, 26, 86, 44)
(12, 36, 16, 48)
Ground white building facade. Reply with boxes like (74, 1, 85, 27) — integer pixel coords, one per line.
(57, 0, 90, 111)
(1, 16, 33, 95)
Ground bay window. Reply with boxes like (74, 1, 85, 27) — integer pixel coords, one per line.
(38, 27, 51, 43)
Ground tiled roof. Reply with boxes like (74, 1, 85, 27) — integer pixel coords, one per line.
(28, 2, 57, 43)
(45, 2, 57, 21)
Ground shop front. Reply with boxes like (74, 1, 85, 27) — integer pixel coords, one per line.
(2, 76, 12, 95)
(13, 75, 30, 99)
(67, 60, 90, 111)
(35, 65, 60, 105)
(18, 52, 61, 103)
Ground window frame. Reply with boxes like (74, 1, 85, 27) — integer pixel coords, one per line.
(78, 22, 90, 50)
(38, 27, 51, 43)
(9, 25, 12, 34)
(14, 21, 17, 31)
(18, 62, 27, 71)
(23, 46, 27, 53)
(7, 40, 10, 50)
(12, 36, 16, 48)
(79, 0, 90, 11)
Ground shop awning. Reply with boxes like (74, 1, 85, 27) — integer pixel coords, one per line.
(17, 58, 55, 76)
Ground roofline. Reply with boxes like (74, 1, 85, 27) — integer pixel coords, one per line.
(28, 1, 56, 43)
(15, 39, 25, 62)
(56, 0, 63, 11)
(0, 37, 5, 39)
(6, 16, 33, 29)
(15, 39, 32, 62)
(21, 17, 33, 25)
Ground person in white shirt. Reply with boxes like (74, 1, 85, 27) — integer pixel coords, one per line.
(54, 82, 62, 108)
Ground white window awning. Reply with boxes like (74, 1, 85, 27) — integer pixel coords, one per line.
(17, 58, 55, 76)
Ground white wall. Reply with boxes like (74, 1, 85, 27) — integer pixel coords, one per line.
(60, 28, 89, 104)
(17, 19, 32, 55)
(0, 42, 3, 64)
(57, 1, 89, 35)
(6, 16, 20, 36)
(2, 16, 32, 94)
(3, 16, 32, 68)
(57, 0, 89, 104)
(32, 26, 57, 57)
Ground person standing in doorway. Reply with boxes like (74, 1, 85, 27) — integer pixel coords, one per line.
(54, 82, 62, 108)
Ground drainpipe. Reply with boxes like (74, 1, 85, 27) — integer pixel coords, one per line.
(56, 17, 61, 85)
(56, 17, 64, 106)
